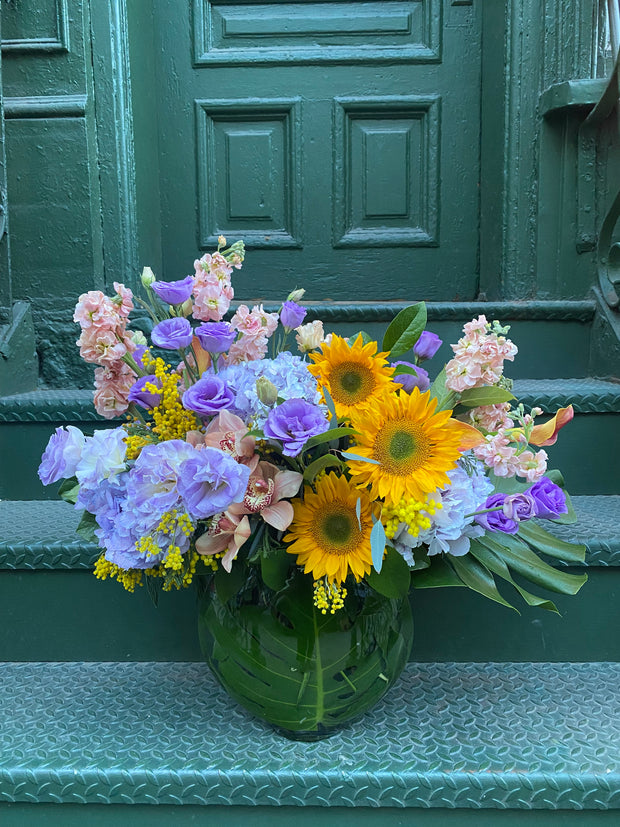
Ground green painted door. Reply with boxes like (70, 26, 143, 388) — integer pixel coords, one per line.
(148, 0, 482, 302)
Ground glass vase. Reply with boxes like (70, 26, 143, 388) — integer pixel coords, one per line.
(197, 567, 413, 741)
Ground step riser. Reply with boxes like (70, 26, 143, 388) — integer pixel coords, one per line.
(2, 409, 616, 500)
(0, 569, 616, 663)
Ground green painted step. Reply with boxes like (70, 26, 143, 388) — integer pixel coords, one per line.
(1, 376, 619, 499)
(0, 660, 618, 821)
(0, 498, 618, 665)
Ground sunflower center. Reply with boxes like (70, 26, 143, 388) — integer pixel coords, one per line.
(374, 418, 430, 475)
(314, 503, 361, 556)
(330, 362, 376, 405)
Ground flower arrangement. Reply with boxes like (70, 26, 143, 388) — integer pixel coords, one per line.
(38, 238, 586, 620)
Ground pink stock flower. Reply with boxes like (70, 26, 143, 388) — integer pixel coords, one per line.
(192, 278, 233, 322)
(445, 316, 517, 393)
(194, 252, 233, 283)
(195, 511, 251, 572)
(77, 327, 130, 365)
(515, 449, 548, 482)
(468, 403, 513, 432)
(93, 362, 136, 419)
(113, 282, 134, 318)
(73, 291, 119, 330)
(226, 335, 269, 364)
(229, 461, 303, 531)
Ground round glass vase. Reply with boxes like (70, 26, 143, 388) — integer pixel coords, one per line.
(197, 567, 413, 741)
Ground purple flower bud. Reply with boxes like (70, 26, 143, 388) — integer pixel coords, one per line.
(502, 492, 537, 522)
(151, 317, 193, 350)
(38, 426, 86, 486)
(263, 398, 329, 457)
(413, 331, 442, 362)
(195, 321, 236, 354)
(280, 301, 307, 330)
(151, 276, 194, 305)
(526, 477, 568, 519)
(177, 447, 251, 519)
(128, 375, 163, 410)
(392, 361, 430, 393)
(474, 493, 519, 534)
(182, 375, 234, 419)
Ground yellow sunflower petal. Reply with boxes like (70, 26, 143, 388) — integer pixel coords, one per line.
(307, 333, 399, 418)
(284, 473, 375, 585)
(346, 388, 469, 503)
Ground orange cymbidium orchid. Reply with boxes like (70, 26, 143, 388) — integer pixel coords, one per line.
(528, 405, 574, 447)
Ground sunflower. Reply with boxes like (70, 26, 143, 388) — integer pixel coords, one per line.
(284, 473, 374, 584)
(306, 333, 397, 419)
(346, 388, 474, 503)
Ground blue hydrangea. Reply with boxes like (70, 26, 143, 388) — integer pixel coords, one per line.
(216, 351, 322, 427)
(393, 458, 494, 562)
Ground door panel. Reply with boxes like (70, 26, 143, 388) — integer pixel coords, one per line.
(152, 0, 481, 301)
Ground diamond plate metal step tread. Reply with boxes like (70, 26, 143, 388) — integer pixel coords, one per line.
(0, 496, 618, 569)
(512, 378, 620, 413)
(1, 377, 618, 422)
(0, 660, 618, 808)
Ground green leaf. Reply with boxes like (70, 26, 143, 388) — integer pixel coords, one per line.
(458, 386, 515, 408)
(429, 367, 460, 412)
(478, 534, 587, 596)
(365, 547, 411, 598)
(341, 451, 380, 464)
(370, 518, 387, 573)
(75, 510, 98, 543)
(301, 426, 358, 453)
(516, 521, 586, 564)
(260, 546, 293, 592)
(469, 540, 560, 614)
(58, 477, 79, 505)
(347, 330, 373, 347)
(390, 363, 419, 377)
(214, 561, 246, 603)
(382, 303, 427, 358)
(322, 385, 337, 422)
(411, 556, 466, 588)
(199, 570, 412, 733)
(450, 554, 518, 612)
(303, 454, 345, 483)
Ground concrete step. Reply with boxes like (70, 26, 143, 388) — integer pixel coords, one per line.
(0, 498, 618, 664)
(0, 660, 618, 823)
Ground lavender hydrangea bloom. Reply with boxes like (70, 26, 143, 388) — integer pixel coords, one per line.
(183, 375, 234, 418)
(128, 375, 163, 409)
(280, 301, 307, 330)
(526, 477, 568, 518)
(413, 331, 442, 361)
(151, 275, 194, 305)
(263, 398, 329, 456)
(393, 461, 493, 560)
(392, 361, 430, 393)
(125, 439, 195, 518)
(177, 446, 250, 519)
(75, 428, 127, 491)
(502, 492, 537, 522)
(151, 317, 193, 350)
(217, 351, 322, 427)
(474, 493, 519, 534)
(195, 321, 236, 354)
(38, 425, 86, 485)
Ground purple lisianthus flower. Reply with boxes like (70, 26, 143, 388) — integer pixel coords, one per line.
(183, 375, 234, 418)
(151, 275, 194, 305)
(38, 425, 86, 485)
(413, 330, 442, 362)
(177, 447, 250, 519)
(151, 317, 193, 350)
(502, 492, 537, 522)
(263, 398, 329, 457)
(280, 301, 307, 330)
(392, 361, 430, 393)
(474, 493, 519, 534)
(526, 477, 568, 519)
(195, 321, 236, 354)
(128, 375, 163, 410)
